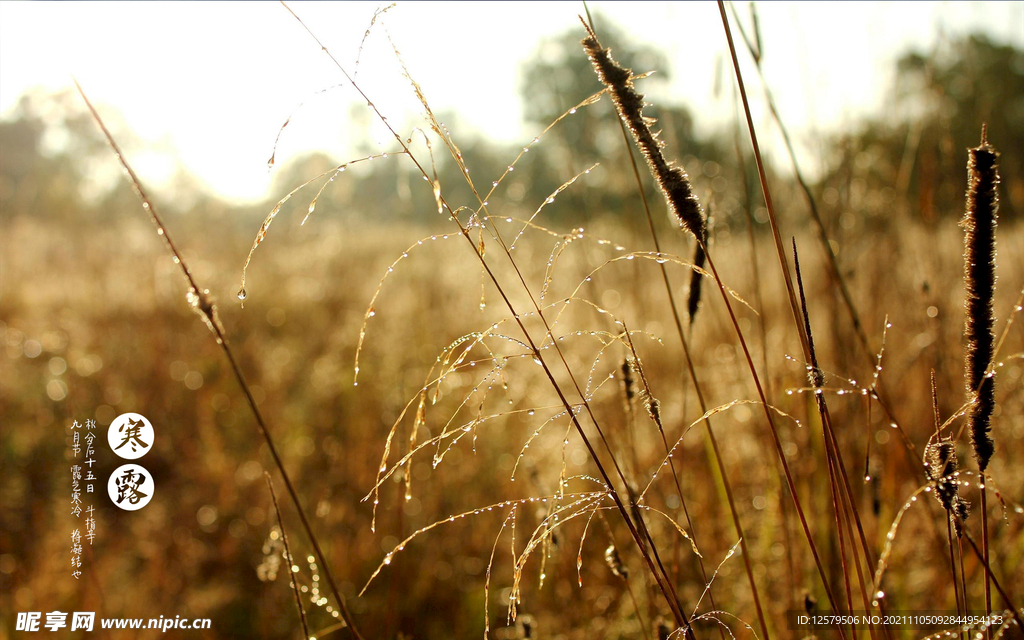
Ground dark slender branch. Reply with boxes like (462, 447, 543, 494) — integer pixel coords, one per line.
(74, 79, 365, 640)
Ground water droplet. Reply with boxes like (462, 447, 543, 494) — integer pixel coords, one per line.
(237, 288, 248, 301)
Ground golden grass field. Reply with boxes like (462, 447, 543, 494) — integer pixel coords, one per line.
(1, 4, 1022, 639)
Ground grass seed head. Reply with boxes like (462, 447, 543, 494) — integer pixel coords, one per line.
(962, 127, 1000, 472)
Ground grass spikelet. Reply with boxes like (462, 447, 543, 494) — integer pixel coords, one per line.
(962, 126, 1000, 472)
(353, 2, 395, 78)
(620, 358, 635, 403)
(239, 151, 397, 304)
(266, 83, 345, 170)
(925, 440, 971, 536)
(686, 234, 707, 323)
(604, 543, 628, 579)
(580, 24, 706, 243)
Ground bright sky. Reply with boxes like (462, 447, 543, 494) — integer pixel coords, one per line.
(1, 1, 1021, 202)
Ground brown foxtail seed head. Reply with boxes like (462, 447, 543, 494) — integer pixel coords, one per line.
(621, 358, 636, 402)
(925, 441, 970, 531)
(962, 127, 999, 472)
(581, 33, 706, 243)
(645, 397, 661, 426)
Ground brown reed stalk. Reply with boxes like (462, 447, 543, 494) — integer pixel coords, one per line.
(794, 242, 879, 640)
(73, 79, 364, 640)
(958, 531, 1024, 629)
(931, 373, 965, 637)
(729, 76, 803, 613)
(586, 6, 726, 618)
(278, 4, 694, 631)
(581, 20, 868, 639)
(718, 7, 889, 633)
(580, 25, 773, 640)
(726, 1, 872, 366)
(266, 474, 310, 640)
(962, 125, 999, 626)
(728, 2, 926, 513)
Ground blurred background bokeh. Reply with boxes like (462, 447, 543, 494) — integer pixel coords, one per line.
(1, 3, 1022, 639)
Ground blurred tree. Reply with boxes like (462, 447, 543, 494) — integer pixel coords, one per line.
(0, 91, 101, 221)
(900, 34, 1024, 221)
(827, 35, 1023, 224)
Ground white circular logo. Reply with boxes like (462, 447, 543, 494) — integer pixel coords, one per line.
(108, 413, 154, 459)
(108, 464, 154, 511)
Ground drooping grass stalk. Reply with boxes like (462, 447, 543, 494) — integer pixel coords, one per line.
(962, 125, 999, 627)
(74, 80, 364, 640)
(266, 474, 310, 640)
(277, 3, 693, 631)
